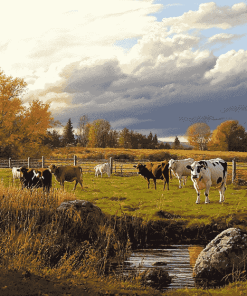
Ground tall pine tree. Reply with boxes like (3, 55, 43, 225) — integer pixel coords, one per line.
(62, 118, 75, 146)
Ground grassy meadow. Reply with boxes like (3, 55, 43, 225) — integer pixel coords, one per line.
(1, 148, 247, 295)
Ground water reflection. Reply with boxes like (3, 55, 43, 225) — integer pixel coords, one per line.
(124, 245, 204, 290)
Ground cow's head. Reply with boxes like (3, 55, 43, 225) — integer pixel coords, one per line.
(186, 161, 207, 179)
(133, 163, 146, 174)
(168, 159, 176, 170)
(49, 164, 57, 173)
(20, 167, 28, 175)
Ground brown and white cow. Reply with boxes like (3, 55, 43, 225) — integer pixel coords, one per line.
(49, 165, 83, 190)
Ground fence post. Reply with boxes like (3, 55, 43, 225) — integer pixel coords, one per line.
(28, 157, 30, 168)
(42, 156, 45, 168)
(74, 155, 77, 166)
(109, 157, 113, 175)
(232, 158, 236, 183)
(9, 158, 11, 168)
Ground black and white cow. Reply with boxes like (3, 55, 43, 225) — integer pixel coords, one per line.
(186, 158, 227, 204)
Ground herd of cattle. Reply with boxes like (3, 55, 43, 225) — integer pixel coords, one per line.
(11, 158, 228, 204)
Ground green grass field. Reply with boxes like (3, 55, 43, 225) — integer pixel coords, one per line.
(3, 167, 247, 228)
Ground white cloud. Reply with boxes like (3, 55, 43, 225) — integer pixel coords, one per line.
(162, 2, 247, 33)
(208, 33, 245, 45)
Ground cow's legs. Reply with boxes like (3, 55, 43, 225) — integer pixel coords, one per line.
(147, 178, 150, 189)
(153, 179, 157, 190)
(204, 184, 211, 204)
(178, 176, 182, 189)
(73, 180, 78, 190)
(219, 182, 226, 202)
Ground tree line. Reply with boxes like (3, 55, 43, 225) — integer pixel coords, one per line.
(43, 117, 165, 150)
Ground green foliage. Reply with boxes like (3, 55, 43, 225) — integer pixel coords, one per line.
(62, 118, 75, 146)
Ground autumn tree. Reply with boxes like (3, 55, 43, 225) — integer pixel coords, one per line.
(0, 69, 26, 157)
(186, 122, 211, 150)
(208, 120, 246, 151)
(87, 123, 97, 148)
(62, 118, 75, 146)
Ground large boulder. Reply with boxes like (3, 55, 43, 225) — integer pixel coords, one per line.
(193, 228, 247, 283)
(56, 200, 104, 241)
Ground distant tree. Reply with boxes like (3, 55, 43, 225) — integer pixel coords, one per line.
(173, 136, 181, 149)
(77, 115, 89, 147)
(43, 130, 61, 148)
(118, 127, 130, 148)
(153, 134, 159, 148)
(62, 118, 75, 146)
(163, 142, 171, 149)
(208, 120, 246, 151)
(186, 122, 211, 150)
(87, 123, 97, 148)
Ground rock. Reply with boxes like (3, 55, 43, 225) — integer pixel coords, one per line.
(56, 200, 104, 241)
(140, 267, 172, 289)
(57, 199, 103, 220)
(152, 261, 167, 266)
(193, 228, 247, 283)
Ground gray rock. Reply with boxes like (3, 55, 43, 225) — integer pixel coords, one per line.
(193, 228, 247, 282)
(140, 267, 172, 289)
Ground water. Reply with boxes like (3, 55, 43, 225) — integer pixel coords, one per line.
(123, 245, 204, 290)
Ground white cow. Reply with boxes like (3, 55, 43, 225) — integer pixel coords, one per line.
(12, 167, 22, 180)
(186, 158, 227, 204)
(94, 163, 111, 177)
(168, 158, 194, 188)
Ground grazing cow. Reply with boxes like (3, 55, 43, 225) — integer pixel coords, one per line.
(49, 165, 83, 190)
(20, 167, 42, 190)
(94, 163, 111, 177)
(186, 158, 227, 204)
(168, 158, 194, 188)
(133, 162, 169, 190)
(12, 167, 22, 180)
(33, 168, 52, 192)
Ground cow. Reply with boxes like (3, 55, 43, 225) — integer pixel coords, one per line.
(94, 163, 111, 177)
(133, 162, 169, 190)
(33, 168, 52, 192)
(49, 165, 83, 190)
(20, 167, 41, 189)
(12, 167, 22, 180)
(168, 158, 194, 188)
(186, 158, 227, 204)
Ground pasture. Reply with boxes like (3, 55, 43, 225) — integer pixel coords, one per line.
(3, 165, 247, 230)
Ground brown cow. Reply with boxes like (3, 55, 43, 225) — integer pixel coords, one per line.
(49, 165, 83, 190)
(133, 161, 169, 190)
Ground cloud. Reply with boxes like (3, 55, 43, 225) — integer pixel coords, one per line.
(162, 2, 247, 33)
(208, 33, 245, 45)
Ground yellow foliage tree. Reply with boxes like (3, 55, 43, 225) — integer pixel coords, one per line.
(186, 123, 211, 150)
(0, 69, 55, 158)
(208, 120, 245, 151)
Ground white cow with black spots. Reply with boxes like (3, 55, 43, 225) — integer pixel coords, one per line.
(168, 158, 194, 188)
(186, 158, 227, 204)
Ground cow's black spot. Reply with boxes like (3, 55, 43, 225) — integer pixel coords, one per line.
(205, 193, 208, 197)
(197, 167, 201, 173)
(217, 177, 222, 184)
(219, 161, 227, 178)
(199, 161, 208, 167)
(213, 163, 216, 166)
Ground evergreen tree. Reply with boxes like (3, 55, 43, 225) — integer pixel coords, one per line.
(62, 118, 75, 146)
(173, 136, 180, 149)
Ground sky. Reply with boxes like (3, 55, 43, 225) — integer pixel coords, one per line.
(1, 0, 247, 143)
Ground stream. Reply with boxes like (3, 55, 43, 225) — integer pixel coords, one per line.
(123, 245, 204, 290)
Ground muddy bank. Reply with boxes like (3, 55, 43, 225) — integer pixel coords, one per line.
(106, 212, 247, 249)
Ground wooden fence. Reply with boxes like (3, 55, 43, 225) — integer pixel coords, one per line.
(0, 156, 244, 183)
